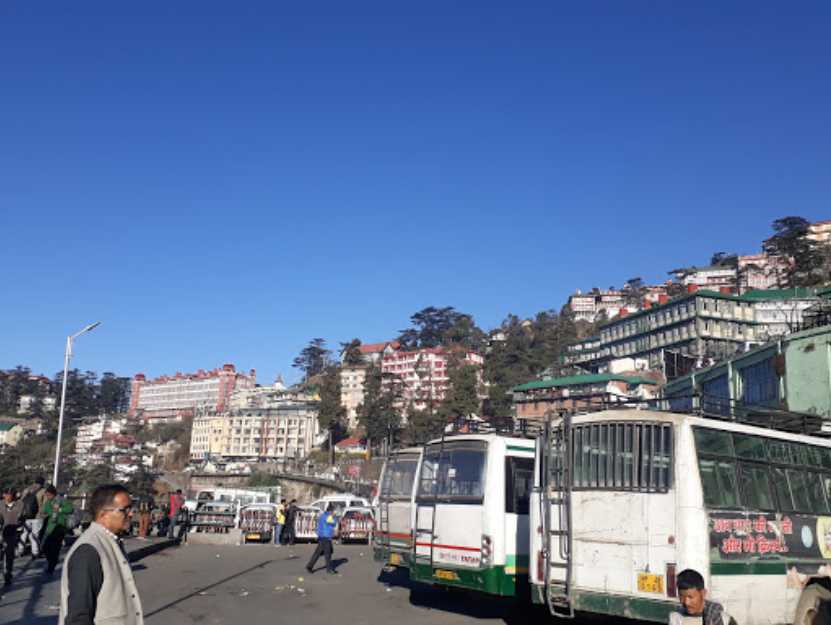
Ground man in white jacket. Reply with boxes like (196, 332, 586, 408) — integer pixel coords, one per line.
(60, 484, 144, 625)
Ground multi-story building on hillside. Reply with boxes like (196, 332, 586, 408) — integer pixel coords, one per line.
(129, 364, 256, 424)
(340, 366, 367, 429)
(228, 377, 294, 410)
(189, 393, 319, 464)
(568, 289, 629, 323)
(808, 220, 831, 245)
(737, 253, 789, 291)
(381, 347, 484, 414)
(676, 265, 737, 291)
(580, 287, 821, 376)
(512, 374, 659, 422)
(339, 340, 399, 429)
(75, 417, 130, 457)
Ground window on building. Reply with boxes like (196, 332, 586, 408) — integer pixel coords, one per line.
(740, 358, 779, 407)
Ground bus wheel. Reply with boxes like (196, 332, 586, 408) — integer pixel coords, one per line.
(795, 585, 831, 625)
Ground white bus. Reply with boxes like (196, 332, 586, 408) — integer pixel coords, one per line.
(531, 408, 831, 625)
(373, 447, 423, 568)
(408, 433, 535, 596)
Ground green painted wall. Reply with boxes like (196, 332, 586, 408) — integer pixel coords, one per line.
(784, 327, 831, 416)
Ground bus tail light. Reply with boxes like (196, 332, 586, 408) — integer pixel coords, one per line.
(481, 534, 492, 566)
(666, 563, 677, 598)
(537, 550, 545, 582)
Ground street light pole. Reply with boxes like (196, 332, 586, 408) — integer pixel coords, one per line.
(53, 321, 101, 487)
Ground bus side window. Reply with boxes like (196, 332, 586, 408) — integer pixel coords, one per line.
(506, 457, 534, 514)
(699, 458, 740, 508)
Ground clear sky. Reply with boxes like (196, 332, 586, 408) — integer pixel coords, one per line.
(1, 1, 829, 384)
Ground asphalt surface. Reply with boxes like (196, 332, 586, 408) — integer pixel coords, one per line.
(0, 540, 637, 625)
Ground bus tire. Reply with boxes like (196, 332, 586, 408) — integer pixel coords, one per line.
(794, 585, 831, 625)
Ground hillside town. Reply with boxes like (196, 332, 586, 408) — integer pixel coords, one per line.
(2, 217, 830, 485)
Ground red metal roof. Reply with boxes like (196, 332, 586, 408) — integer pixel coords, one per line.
(359, 340, 400, 354)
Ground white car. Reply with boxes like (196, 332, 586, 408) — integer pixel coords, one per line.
(309, 494, 370, 514)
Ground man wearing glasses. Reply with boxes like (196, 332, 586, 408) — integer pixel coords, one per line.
(59, 484, 144, 625)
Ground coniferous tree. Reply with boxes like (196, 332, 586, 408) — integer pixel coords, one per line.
(292, 338, 331, 382)
(763, 216, 825, 287)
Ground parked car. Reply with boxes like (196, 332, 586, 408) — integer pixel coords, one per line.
(240, 503, 278, 543)
(293, 505, 322, 542)
(338, 506, 375, 543)
(309, 494, 371, 514)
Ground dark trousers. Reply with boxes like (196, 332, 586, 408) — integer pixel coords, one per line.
(307, 538, 333, 572)
(2, 525, 18, 578)
(43, 527, 67, 573)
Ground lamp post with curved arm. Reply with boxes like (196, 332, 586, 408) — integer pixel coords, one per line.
(53, 321, 101, 487)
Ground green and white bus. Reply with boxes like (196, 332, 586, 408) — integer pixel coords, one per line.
(409, 433, 535, 597)
(373, 447, 422, 568)
(532, 408, 831, 625)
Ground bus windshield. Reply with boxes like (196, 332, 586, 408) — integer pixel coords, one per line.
(694, 427, 831, 514)
(418, 441, 487, 503)
(380, 454, 420, 499)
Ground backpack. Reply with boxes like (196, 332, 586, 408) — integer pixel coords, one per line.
(21, 492, 38, 521)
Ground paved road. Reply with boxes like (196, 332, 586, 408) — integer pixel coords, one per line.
(0, 541, 634, 625)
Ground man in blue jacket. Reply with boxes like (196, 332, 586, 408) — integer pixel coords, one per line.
(306, 504, 338, 574)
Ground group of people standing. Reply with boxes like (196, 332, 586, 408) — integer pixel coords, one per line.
(1, 476, 76, 587)
(272, 498, 297, 546)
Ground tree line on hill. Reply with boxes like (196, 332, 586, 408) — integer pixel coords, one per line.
(0, 367, 131, 423)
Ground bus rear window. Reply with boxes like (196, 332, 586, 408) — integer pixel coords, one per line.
(418, 441, 487, 502)
(380, 455, 419, 499)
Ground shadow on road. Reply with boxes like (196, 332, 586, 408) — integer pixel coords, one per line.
(144, 559, 276, 619)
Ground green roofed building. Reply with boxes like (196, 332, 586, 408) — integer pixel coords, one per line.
(512, 373, 659, 422)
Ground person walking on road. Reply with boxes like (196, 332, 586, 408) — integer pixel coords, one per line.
(273, 499, 286, 546)
(41, 486, 75, 576)
(1, 486, 25, 587)
(60, 483, 144, 625)
(306, 503, 338, 574)
(21, 476, 47, 559)
(167, 490, 184, 539)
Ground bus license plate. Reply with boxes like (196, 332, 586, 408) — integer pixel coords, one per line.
(246, 533, 261, 541)
(637, 573, 664, 594)
(389, 553, 402, 565)
(434, 569, 459, 581)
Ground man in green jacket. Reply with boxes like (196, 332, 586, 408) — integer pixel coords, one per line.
(41, 486, 74, 576)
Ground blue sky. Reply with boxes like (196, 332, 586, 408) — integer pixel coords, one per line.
(1, 2, 829, 384)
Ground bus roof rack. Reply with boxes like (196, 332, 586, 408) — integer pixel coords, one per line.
(439, 416, 544, 440)
(546, 393, 831, 438)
